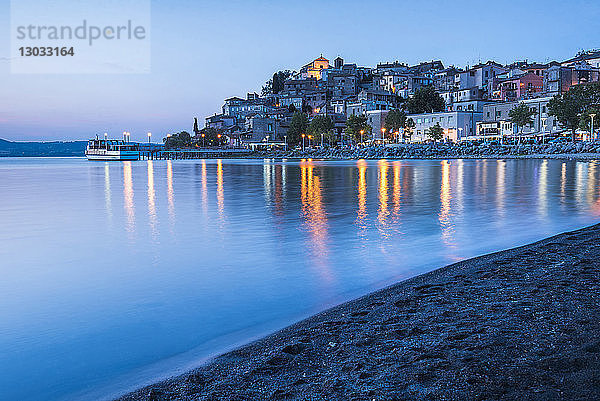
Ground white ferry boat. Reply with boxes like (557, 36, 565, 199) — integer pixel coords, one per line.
(85, 139, 139, 161)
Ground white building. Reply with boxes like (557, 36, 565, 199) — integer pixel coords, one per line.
(408, 111, 482, 142)
(476, 97, 561, 139)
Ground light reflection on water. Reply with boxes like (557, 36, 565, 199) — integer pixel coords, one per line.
(1, 157, 600, 401)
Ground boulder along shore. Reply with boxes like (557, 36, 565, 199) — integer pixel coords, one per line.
(249, 142, 600, 161)
(118, 224, 600, 401)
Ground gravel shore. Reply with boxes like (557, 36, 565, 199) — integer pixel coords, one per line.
(118, 224, 600, 401)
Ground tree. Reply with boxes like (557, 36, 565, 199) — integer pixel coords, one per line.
(509, 102, 535, 138)
(261, 79, 272, 97)
(345, 114, 371, 142)
(308, 115, 334, 138)
(426, 123, 444, 143)
(193, 128, 224, 147)
(579, 107, 600, 135)
(323, 130, 338, 146)
(384, 109, 406, 135)
(287, 112, 309, 145)
(404, 118, 416, 142)
(164, 131, 192, 149)
(301, 103, 313, 114)
(406, 86, 446, 114)
(548, 82, 600, 141)
(262, 70, 293, 96)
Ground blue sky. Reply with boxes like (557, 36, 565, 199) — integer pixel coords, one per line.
(1, 0, 599, 141)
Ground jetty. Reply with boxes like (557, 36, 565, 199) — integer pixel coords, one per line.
(138, 148, 253, 160)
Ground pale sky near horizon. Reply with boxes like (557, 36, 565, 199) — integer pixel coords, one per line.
(1, 0, 599, 141)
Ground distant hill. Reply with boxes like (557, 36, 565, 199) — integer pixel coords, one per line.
(0, 139, 87, 157)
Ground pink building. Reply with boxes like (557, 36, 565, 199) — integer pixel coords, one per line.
(496, 72, 544, 101)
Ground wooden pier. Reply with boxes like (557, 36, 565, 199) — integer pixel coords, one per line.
(138, 148, 253, 160)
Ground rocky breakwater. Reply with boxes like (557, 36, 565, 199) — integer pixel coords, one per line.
(254, 141, 600, 160)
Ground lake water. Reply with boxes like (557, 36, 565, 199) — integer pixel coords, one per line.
(1, 157, 599, 401)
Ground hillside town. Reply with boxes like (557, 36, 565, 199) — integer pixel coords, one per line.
(177, 49, 600, 149)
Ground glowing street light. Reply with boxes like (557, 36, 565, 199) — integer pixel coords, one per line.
(201, 133, 205, 147)
(590, 113, 596, 142)
(147, 132, 152, 144)
(360, 129, 364, 145)
(302, 134, 306, 151)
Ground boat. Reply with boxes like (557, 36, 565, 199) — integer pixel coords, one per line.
(85, 139, 139, 161)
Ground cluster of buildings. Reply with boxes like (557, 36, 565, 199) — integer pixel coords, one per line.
(197, 50, 600, 147)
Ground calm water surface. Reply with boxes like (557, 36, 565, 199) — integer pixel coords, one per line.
(1, 157, 600, 401)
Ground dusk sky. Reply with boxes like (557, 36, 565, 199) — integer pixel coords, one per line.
(1, 0, 599, 141)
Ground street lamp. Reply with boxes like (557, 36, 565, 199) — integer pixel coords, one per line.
(458, 127, 463, 141)
(381, 127, 386, 143)
(302, 134, 306, 151)
(321, 133, 324, 148)
(308, 135, 313, 148)
(360, 129, 364, 146)
(590, 113, 596, 142)
(541, 118, 547, 144)
(147, 132, 152, 144)
(201, 133, 205, 147)
(104, 132, 108, 141)
(284, 135, 288, 150)
(123, 131, 127, 141)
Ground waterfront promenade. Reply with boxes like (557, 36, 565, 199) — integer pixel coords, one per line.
(254, 141, 600, 161)
(143, 142, 600, 161)
(119, 224, 600, 401)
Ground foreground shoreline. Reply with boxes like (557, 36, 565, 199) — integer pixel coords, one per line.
(119, 224, 600, 401)
(119, 225, 600, 400)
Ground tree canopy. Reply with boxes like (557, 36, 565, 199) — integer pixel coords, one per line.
(579, 107, 600, 133)
(308, 115, 334, 137)
(287, 112, 309, 145)
(509, 102, 535, 133)
(164, 131, 191, 149)
(345, 115, 371, 142)
(261, 70, 293, 96)
(548, 82, 600, 141)
(406, 86, 446, 114)
(192, 128, 224, 147)
(426, 123, 444, 143)
(384, 109, 407, 133)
